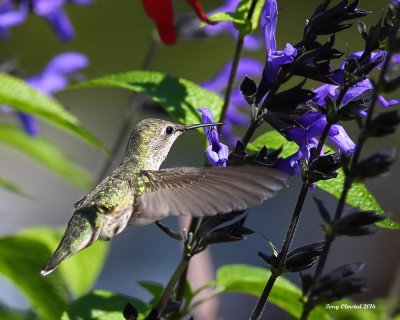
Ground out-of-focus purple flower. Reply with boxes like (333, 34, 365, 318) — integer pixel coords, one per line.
(202, 58, 263, 146)
(4, 52, 89, 136)
(203, 0, 262, 50)
(197, 108, 229, 167)
(0, 0, 93, 41)
(0, 0, 28, 38)
(26, 52, 89, 94)
(202, 58, 263, 92)
(260, 0, 297, 85)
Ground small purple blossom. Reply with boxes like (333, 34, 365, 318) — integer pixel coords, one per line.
(260, 0, 297, 85)
(314, 51, 400, 110)
(286, 112, 356, 154)
(203, 0, 262, 51)
(0, 0, 93, 41)
(197, 108, 229, 167)
(3, 52, 89, 136)
(275, 139, 318, 176)
(0, 1, 28, 38)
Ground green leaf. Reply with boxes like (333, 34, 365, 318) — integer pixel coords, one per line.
(215, 264, 332, 320)
(0, 124, 92, 190)
(0, 232, 68, 320)
(0, 176, 27, 197)
(206, 0, 265, 35)
(62, 290, 149, 320)
(20, 228, 109, 297)
(137, 281, 164, 300)
(72, 71, 223, 125)
(250, 130, 399, 229)
(316, 170, 400, 229)
(0, 73, 107, 154)
(0, 305, 30, 320)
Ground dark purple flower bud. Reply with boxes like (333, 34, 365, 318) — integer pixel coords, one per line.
(197, 108, 229, 167)
(285, 241, 325, 272)
(312, 263, 367, 303)
(194, 211, 248, 253)
(334, 210, 385, 236)
(308, 152, 342, 182)
(367, 110, 400, 137)
(123, 302, 138, 320)
(355, 148, 396, 181)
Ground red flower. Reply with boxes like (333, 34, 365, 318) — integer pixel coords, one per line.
(141, 0, 215, 45)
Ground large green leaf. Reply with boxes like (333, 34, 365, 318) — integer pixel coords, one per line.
(20, 228, 109, 297)
(72, 71, 223, 125)
(206, 0, 265, 35)
(0, 176, 27, 197)
(0, 232, 68, 320)
(0, 124, 92, 190)
(250, 130, 400, 229)
(62, 290, 149, 320)
(0, 307, 28, 320)
(0, 73, 107, 154)
(215, 264, 331, 320)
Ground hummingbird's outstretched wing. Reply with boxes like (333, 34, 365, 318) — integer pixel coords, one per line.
(131, 166, 289, 225)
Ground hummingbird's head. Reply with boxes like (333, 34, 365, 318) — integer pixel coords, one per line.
(123, 118, 221, 169)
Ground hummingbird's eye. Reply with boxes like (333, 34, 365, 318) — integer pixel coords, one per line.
(165, 126, 174, 135)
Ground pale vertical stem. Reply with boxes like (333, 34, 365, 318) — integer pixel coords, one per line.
(96, 40, 159, 182)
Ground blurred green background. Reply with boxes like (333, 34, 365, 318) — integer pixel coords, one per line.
(1, 0, 399, 319)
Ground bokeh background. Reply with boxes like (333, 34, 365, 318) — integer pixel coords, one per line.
(1, 0, 399, 319)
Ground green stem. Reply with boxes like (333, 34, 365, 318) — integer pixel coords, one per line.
(155, 257, 190, 318)
(218, 0, 259, 124)
(250, 183, 309, 320)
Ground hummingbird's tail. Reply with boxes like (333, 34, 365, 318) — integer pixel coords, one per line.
(41, 210, 100, 276)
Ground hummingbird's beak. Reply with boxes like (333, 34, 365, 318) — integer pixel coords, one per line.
(182, 122, 225, 132)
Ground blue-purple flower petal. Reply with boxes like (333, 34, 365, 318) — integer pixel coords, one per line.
(26, 52, 89, 94)
(198, 108, 229, 167)
(17, 112, 40, 136)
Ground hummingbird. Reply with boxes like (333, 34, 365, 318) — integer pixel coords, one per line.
(41, 118, 289, 276)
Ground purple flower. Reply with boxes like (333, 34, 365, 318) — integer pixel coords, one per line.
(3, 52, 89, 136)
(197, 108, 229, 167)
(202, 58, 263, 146)
(260, 0, 297, 85)
(286, 112, 356, 154)
(0, 0, 93, 41)
(275, 139, 318, 176)
(0, 1, 28, 38)
(203, 0, 262, 51)
(314, 50, 400, 109)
